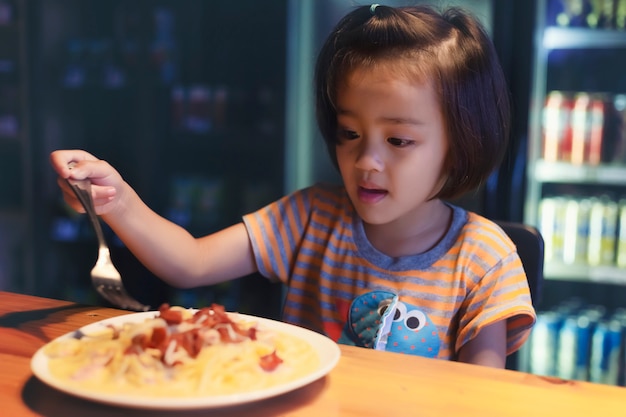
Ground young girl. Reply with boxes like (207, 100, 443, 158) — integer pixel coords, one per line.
(50, 4, 536, 368)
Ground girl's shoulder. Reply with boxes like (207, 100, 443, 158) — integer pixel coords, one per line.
(290, 183, 351, 211)
(297, 182, 347, 200)
(455, 209, 516, 254)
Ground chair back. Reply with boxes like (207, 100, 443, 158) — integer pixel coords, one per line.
(495, 221, 544, 307)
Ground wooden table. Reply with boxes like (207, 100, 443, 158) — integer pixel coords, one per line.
(1, 290, 625, 416)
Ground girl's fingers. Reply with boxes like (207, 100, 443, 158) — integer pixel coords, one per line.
(50, 150, 98, 178)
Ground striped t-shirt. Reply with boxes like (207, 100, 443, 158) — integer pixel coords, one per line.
(243, 183, 536, 360)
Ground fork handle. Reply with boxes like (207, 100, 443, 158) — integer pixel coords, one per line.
(65, 178, 108, 249)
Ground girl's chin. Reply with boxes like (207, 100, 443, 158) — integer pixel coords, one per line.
(352, 206, 394, 226)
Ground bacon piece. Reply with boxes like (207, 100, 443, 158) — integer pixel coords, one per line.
(124, 343, 143, 356)
(259, 351, 283, 372)
(127, 334, 148, 352)
(193, 304, 231, 326)
(214, 326, 227, 342)
(158, 304, 184, 324)
(171, 330, 203, 358)
(247, 327, 257, 341)
(149, 326, 168, 348)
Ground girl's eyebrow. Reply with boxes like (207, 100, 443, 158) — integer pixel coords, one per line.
(336, 107, 352, 116)
(337, 108, 422, 125)
(381, 116, 423, 125)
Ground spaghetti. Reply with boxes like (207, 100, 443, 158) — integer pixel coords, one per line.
(43, 304, 320, 397)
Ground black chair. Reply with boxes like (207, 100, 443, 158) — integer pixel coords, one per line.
(495, 221, 545, 308)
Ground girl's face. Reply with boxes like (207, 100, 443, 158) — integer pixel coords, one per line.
(335, 66, 449, 228)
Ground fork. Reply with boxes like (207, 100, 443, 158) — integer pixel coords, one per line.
(65, 172, 150, 312)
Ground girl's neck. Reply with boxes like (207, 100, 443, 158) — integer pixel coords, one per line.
(362, 199, 452, 258)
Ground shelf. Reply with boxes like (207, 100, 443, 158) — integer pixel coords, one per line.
(545, 262, 626, 285)
(543, 27, 626, 49)
(532, 160, 626, 185)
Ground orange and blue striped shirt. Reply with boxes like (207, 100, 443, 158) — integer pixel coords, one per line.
(243, 183, 536, 359)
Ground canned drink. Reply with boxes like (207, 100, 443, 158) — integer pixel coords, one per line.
(613, 309, 626, 386)
(590, 318, 623, 385)
(543, 91, 572, 162)
(577, 199, 593, 263)
(606, 94, 626, 164)
(558, 308, 602, 381)
(587, 197, 604, 265)
(562, 198, 579, 264)
(529, 311, 563, 377)
(539, 197, 558, 262)
(571, 93, 591, 165)
(540, 196, 568, 263)
(557, 315, 581, 379)
(602, 199, 619, 264)
(587, 197, 619, 266)
(617, 200, 626, 268)
(587, 95, 606, 165)
(563, 198, 591, 264)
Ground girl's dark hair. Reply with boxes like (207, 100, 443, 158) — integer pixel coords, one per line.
(314, 4, 511, 200)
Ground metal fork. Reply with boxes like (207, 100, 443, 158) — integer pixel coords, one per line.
(65, 174, 150, 312)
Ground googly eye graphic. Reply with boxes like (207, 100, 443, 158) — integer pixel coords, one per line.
(404, 309, 427, 332)
(377, 298, 393, 316)
(391, 302, 407, 322)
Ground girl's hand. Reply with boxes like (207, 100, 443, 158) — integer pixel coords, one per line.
(49, 150, 124, 216)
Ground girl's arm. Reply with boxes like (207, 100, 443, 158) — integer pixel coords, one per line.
(456, 320, 507, 368)
(50, 150, 257, 288)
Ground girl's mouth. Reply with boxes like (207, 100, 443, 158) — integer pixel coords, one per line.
(357, 186, 388, 203)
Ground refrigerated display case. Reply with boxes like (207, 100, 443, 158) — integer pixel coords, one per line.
(18, 0, 286, 318)
(526, 0, 626, 285)
(0, 0, 33, 293)
(520, 0, 626, 385)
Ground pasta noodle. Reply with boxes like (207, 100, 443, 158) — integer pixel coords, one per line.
(43, 304, 320, 397)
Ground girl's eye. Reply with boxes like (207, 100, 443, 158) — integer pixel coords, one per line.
(338, 129, 360, 141)
(387, 137, 413, 147)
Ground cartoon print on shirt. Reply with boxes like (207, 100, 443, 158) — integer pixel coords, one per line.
(337, 290, 440, 358)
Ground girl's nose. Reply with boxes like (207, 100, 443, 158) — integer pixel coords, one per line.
(354, 139, 384, 172)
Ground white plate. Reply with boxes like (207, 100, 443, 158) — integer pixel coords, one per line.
(31, 311, 341, 410)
